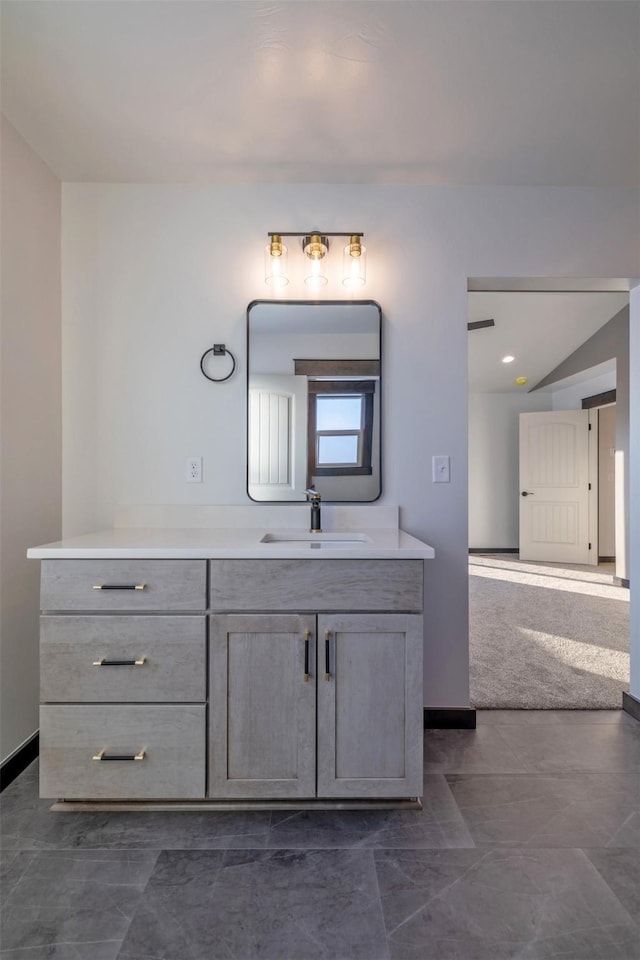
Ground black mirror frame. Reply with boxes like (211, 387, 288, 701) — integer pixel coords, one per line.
(246, 299, 382, 504)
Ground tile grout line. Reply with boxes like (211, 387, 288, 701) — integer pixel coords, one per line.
(369, 848, 393, 960)
(576, 848, 640, 929)
(108, 846, 162, 960)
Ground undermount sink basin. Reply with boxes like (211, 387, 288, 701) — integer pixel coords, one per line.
(260, 532, 371, 547)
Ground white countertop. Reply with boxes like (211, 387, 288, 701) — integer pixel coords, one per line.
(27, 527, 435, 561)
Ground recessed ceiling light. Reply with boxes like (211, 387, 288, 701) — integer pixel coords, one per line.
(514, 377, 528, 386)
(502, 355, 515, 363)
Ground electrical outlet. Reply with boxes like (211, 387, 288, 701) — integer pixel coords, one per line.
(186, 457, 202, 483)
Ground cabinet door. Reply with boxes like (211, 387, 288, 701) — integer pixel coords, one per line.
(317, 614, 423, 799)
(209, 614, 316, 799)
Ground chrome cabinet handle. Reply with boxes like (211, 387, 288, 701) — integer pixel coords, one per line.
(92, 657, 146, 667)
(93, 584, 146, 590)
(303, 629, 310, 681)
(325, 630, 331, 681)
(92, 749, 146, 761)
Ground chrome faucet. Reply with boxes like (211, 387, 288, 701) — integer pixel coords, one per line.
(305, 488, 322, 533)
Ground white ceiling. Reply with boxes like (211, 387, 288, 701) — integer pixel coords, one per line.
(1, 1, 638, 185)
(467, 291, 628, 393)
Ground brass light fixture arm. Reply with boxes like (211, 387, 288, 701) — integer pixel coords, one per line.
(267, 232, 363, 237)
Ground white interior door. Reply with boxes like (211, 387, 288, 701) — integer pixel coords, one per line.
(248, 374, 308, 501)
(519, 410, 591, 564)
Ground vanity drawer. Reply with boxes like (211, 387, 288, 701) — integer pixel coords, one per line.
(41, 560, 207, 611)
(39, 704, 206, 799)
(209, 559, 424, 612)
(40, 616, 206, 703)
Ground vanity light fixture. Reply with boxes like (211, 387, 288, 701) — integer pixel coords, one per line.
(265, 231, 366, 289)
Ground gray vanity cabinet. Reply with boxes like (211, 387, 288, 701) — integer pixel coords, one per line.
(37, 555, 424, 805)
(208, 611, 422, 801)
(209, 614, 317, 799)
(207, 560, 424, 801)
(317, 613, 423, 798)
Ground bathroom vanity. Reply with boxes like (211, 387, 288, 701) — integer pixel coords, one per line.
(29, 515, 434, 809)
(27, 303, 437, 809)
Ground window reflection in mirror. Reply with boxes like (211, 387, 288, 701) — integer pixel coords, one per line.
(247, 300, 381, 502)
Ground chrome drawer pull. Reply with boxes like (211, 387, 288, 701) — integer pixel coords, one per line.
(92, 657, 146, 667)
(92, 584, 146, 591)
(92, 749, 146, 762)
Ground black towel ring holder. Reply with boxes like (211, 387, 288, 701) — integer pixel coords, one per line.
(200, 344, 236, 383)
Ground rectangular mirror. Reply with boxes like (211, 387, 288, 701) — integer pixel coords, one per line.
(247, 300, 381, 502)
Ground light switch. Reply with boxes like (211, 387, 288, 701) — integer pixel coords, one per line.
(432, 455, 450, 483)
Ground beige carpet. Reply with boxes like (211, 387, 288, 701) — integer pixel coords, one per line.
(469, 554, 630, 709)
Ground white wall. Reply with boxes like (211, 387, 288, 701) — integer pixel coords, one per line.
(1, 118, 61, 764)
(251, 333, 378, 374)
(468, 391, 552, 549)
(551, 370, 616, 410)
(534, 308, 630, 579)
(550, 364, 631, 579)
(62, 183, 640, 708)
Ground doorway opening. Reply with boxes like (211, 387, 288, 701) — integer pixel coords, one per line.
(467, 278, 630, 710)
(583, 391, 617, 564)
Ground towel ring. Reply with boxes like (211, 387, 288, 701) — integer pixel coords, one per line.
(200, 344, 236, 383)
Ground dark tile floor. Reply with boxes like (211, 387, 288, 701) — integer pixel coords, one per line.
(1, 710, 638, 959)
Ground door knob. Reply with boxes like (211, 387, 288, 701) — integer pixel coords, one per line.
(521, 491, 535, 497)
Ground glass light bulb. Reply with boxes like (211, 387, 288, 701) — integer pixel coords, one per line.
(342, 240, 366, 288)
(265, 240, 289, 287)
(304, 256, 328, 287)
